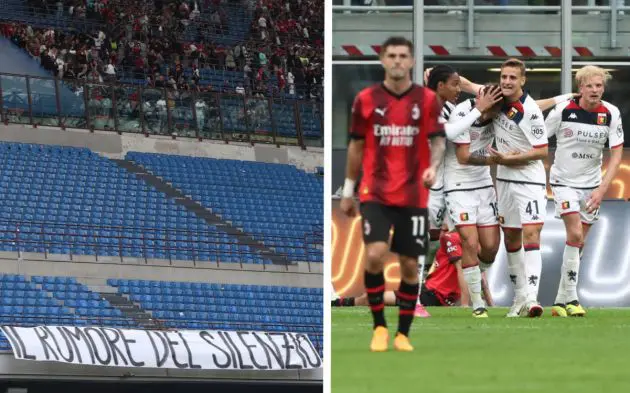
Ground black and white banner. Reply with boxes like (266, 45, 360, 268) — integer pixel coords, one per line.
(0, 326, 322, 370)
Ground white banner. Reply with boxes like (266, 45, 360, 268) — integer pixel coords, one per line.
(0, 326, 322, 370)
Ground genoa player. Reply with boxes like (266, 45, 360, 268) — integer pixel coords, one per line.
(443, 85, 504, 317)
(545, 65, 624, 317)
(331, 224, 494, 312)
(488, 59, 548, 318)
(339, 37, 500, 352)
(424, 66, 498, 265)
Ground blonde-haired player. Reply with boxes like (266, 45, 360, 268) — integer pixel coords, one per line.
(545, 65, 623, 317)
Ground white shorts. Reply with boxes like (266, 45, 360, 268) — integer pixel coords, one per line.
(445, 186, 499, 228)
(496, 181, 546, 229)
(428, 188, 446, 230)
(551, 185, 600, 225)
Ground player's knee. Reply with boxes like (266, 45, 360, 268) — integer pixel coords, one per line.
(365, 245, 388, 272)
(461, 235, 479, 254)
(398, 256, 418, 281)
(566, 227, 584, 245)
(502, 229, 522, 249)
(479, 242, 499, 261)
(522, 226, 542, 245)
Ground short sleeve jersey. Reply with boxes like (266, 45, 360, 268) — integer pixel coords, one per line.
(546, 99, 624, 188)
(493, 92, 548, 185)
(350, 83, 445, 208)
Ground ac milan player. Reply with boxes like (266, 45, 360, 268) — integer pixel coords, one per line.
(331, 224, 494, 312)
(339, 36, 446, 353)
(339, 37, 500, 352)
(545, 65, 624, 317)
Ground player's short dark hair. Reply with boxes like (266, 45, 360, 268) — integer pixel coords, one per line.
(427, 65, 457, 90)
(482, 83, 504, 110)
(482, 83, 501, 94)
(501, 58, 526, 77)
(380, 36, 413, 57)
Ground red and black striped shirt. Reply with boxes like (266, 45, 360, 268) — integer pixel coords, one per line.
(350, 83, 445, 208)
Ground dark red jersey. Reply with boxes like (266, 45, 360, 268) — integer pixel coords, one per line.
(425, 231, 462, 305)
(350, 83, 445, 208)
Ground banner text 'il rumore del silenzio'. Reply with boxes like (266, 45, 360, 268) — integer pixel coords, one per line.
(1, 326, 322, 370)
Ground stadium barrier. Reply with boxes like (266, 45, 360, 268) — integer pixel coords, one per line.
(333, 3, 628, 52)
(332, 199, 630, 307)
(0, 72, 323, 148)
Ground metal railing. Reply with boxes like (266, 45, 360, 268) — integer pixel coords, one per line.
(333, 2, 630, 52)
(0, 72, 323, 148)
(0, 219, 323, 271)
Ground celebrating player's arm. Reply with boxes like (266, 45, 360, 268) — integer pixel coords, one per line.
(535, 93, 578, 112)
(447, 87, 502, 167)
(425, 66, 576, 112)
(488, 100, 549, 167)
(425, 68, 483, 96)
(423, 72, 502, 141)
(488, 97, 548, 167)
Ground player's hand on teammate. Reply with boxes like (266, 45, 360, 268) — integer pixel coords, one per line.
(487, 148, 523, 167)
(340, 197, 359, 217)
(586, 188, 604, 213)
(475, 85, 503, 113)
(422, 166, 437, 188)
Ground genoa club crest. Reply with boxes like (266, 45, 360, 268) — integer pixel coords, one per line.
(507, 107, 518, 120)
(597, 113, 607, 125)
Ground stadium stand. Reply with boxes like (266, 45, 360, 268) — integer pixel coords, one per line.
(0, 0, 323, 146)
(126, 151, 324, 264)
(0, 1, 323, 388)
(0, 274, 323, 358)
(0, 141, 322, 265)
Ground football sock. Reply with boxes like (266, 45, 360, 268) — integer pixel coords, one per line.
(554, 265, 567, 306)
(524, 243, 542, 303)
(506, 246, 526, 300)
(416, 255, 427, 288)
(463, 265, 484, 310)
(396, 280, 419, 337)
(563, 242, 581, 303)
(364, 270, 386, 328)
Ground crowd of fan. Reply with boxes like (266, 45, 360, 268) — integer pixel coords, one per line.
(1, 0, 323, 100)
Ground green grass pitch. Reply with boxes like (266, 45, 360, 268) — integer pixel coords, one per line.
(332, 307, 630, 392)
